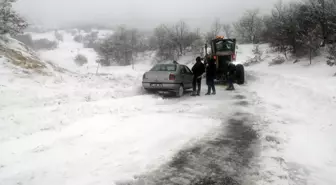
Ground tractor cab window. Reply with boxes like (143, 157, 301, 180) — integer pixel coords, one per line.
(215, 40, 234, 52)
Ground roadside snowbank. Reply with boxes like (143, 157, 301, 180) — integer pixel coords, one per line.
(247, 59, 336, 185)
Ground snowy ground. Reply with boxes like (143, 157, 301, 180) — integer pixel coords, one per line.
(247, 60, 336, 185)
(1, 32, 336, 185)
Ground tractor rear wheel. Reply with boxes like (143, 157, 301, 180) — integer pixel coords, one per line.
(235, 64, 245, 85)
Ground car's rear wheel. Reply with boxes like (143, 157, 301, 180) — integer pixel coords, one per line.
(176, 84, 184, 97)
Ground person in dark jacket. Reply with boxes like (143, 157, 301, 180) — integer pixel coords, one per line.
(226, 63, 236, 90)
(191, 57, 205, 96)
(205, 58, 216, 95)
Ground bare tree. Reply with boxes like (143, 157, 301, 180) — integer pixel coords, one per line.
(152, 22, 202, 61)
(0, 0, 28, 36)
(152, 24, 176, 60)
(223, 24, 233, 38)
(168, 20, 190, 56)
(234, 9, 263, 43)
(206, 18, 222, 44)
(96, 26, 142, 66)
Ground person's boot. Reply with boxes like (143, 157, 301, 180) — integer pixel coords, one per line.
(226, 85, 235, 91)
(205, 92, 210, 95)
(191, 91, 197, 96)
(212, 91, 216, 95)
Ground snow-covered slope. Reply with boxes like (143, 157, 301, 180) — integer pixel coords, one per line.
(0, 34, 49, 75)
(245, 50, 336, 185)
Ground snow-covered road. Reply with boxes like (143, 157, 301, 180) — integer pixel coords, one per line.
(0, 74, 261, 185)
(2, 63, 336, 184)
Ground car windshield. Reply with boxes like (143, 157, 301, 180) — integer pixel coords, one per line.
(150, 64, 177, 72)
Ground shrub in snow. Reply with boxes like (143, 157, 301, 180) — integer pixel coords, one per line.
(244, 56, 260, 67)
(74, 54, 88, 66)
(327, 60, 335, 67)
(85, 94, 92, 102)
(33, 39, 58, 50)
(96, 58, 110, 66)
(54, 31, 63, 42)
(252, 44, 262, 56)
(269, 56, 285, 66)
(293, 59, 300, 64)
(83, 32, 98, 44)
(73, 35, 83, 43)
(69, 29, 77, 36)
(84, 40, 100, 50)
(244, 45, 264, 66)
(327, 44, 336, 61)
(13, 33, 34, 48)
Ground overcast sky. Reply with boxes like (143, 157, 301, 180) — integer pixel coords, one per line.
(14, 0, 295, 30)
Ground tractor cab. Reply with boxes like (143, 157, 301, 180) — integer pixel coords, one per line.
(204, 36, 244, 84)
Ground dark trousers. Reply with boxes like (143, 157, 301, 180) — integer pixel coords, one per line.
(227, 75, 235, 90)
(193, 76, 202, 95)
(206, 78, 216, 93)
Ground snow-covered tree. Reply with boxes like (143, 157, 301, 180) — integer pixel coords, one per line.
(234, 9, 263, 44)
(96, 26, 139, 66)
(0, 0, 28, 36)
(261, 0, 334, 57)
(151, 22, 201, 61)
(306, 0, 336, 46)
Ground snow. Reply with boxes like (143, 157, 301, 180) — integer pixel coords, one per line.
(2, 31, 336, 184)
(0, 96, 221, 185)
(29, 31, 58, 41)
(247, 54, 336, 184)
(0, 32, 224, 185)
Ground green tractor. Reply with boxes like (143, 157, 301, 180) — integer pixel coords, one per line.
(204, 36, 245, 85)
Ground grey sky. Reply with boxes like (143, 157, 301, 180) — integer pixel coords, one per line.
(14, 0, 295, 30)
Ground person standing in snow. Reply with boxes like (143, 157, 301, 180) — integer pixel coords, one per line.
(205, 58, 216, 95)
(191, 57, 205, 96)
(226, 63, 236, 91)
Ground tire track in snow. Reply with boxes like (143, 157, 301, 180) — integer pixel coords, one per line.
(117, 94, 261, 185)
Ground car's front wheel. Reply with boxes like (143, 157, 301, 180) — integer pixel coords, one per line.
(176, 84, 184, 97)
